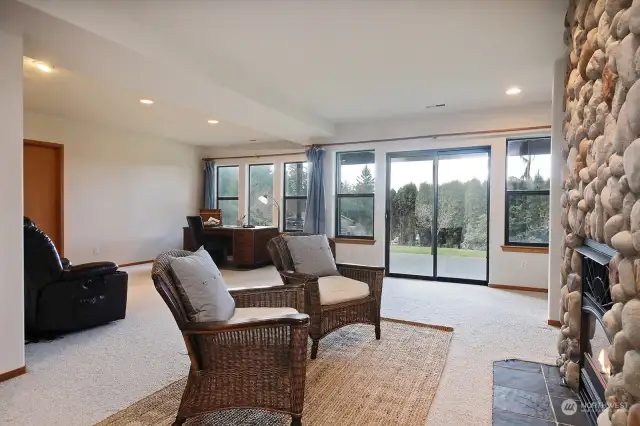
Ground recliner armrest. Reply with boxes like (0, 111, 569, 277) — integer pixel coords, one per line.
(60, 262, 118, 281)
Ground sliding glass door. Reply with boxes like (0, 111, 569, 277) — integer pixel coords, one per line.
(385, 147, 490, 284)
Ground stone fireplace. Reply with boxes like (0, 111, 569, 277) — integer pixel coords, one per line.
(559, 0, 640, 424)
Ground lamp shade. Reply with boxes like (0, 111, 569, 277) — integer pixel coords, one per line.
(258, 195, 268, 205)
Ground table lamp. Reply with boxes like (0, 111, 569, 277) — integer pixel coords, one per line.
(258, 194, 280, 230)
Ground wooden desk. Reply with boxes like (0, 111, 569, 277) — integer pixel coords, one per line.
(183, 226, 279, 269)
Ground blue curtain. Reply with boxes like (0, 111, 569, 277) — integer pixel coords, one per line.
(303, 146, 326, 234)
(203, 160, 215, 209)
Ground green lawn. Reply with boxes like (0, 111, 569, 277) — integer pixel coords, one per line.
(389, 245, 486, 258)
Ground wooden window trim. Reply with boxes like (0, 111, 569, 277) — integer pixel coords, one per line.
(500, 245, 549, 254)
(334, 238, 376, 245)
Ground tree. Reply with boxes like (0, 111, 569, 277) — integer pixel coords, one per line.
(249, 165, 274, 226)
(339, 166, 375, 236)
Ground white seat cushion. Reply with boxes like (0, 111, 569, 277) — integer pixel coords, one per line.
(318, 276, 370, 305)
(230, 307, 298, 321)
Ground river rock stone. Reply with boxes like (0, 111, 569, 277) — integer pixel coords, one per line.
(603, 186, 616, 215)
(607, 214, 626, 244)
(622, 299, 640, 348)
(607, 372, 635, 413)
(596, 194, 607, 241)
(604, 64, 619, 102)
(613, 230, 639, 256)
(607, 302, 626, 339)
(623, 350, 640, 398)
(612, 253, 623, 285)
(620, 8, 633, 39)
(624, 139, 640, 192)
(568, 68, 580, 99)
(626, 78, 640, 134)
(613, 282, 631, 302)
(612, 330, 635, 370)
(623, 192, 635, 229)
(567, 232, 585, 249)
(613, 8, 625, 38)
(566, 360, 580, 389)
(628, 403, 640, 426)
(612, 153, 627, 175)
(616, 103, 636, 154)
(608, 0, 634, 18)
(601, 11, 615, 49)
(631, 199, 640, 232)
(588, 49, 607, 79)
(612, 408, 629, 426)
(631, 0, 640, 34)
(620, 257, 638, 297)
(567, 273, 583, 293)
(617, 33, 640, 88)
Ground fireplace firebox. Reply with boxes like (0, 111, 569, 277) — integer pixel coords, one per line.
(575, 239, 615, 425)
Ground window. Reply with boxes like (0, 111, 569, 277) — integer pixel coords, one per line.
(248, 164, 274, 226)
(505, 138, 551, 246)
(283, 162, 308, 231)
(336, 151, 375, 238)
(216, 166, 239, 226)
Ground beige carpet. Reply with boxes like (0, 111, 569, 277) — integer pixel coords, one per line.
(96, 319, 453, 426)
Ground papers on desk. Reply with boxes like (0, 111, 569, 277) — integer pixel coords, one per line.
(204, 217, 220, 226)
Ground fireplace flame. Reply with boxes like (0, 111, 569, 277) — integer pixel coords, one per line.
(598, 349, 612, 378)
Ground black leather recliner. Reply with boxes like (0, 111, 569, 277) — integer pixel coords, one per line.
(23, 217, 128, 336)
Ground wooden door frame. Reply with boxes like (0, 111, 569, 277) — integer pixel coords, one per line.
(23, 139, 64, 256)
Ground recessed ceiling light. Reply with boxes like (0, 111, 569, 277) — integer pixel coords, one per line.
(139, 99, 154, 104)
(250, 139, 257, 142)
(207, 119, 219, 124)
(33, 61, 53, 73)
(506, 87, 522, 95)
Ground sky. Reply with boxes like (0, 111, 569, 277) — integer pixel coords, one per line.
(341, 153, 551, 191)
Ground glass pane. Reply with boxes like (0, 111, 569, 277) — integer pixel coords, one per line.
(388, 156, 434, 277)
(284, 199, 307, 231)
(507, 138, 551, 191)
(249, 164, 274, 226)
(507, 193, 550, 244)
(285, 163, 308, 196)
(337, 196, 374, 237)
(436, 152, 488, 281)
(338, 151, 375, 194)
(218, 199, 238, 226)
(217, 166, 239, 197)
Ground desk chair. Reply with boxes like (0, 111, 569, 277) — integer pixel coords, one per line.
(186, 216, 226, 265)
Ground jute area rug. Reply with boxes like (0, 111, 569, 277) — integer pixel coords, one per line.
(97, 318, 453, 426)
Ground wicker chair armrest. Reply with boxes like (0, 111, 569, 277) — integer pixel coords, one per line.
(182, 313, 309, 335)
(335, 263, 386, 272)
(278, 271, 322, 311)
(336, 263, 384, 305)
(278, 270, 318, 284)
(229, 284, 305, 311)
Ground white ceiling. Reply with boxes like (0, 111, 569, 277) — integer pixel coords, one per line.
(6, 0, 567, 147)
(22, 57, 277, 145)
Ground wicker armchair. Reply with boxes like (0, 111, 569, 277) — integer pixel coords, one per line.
(267, 233, 385, 359)
(152, 250, 310, 426)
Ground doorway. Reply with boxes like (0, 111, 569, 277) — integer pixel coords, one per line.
(23, 140, 64, 254)
(385, 147, 490, 284)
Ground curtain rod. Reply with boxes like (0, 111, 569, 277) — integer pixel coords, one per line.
(202, 125, 551, 161)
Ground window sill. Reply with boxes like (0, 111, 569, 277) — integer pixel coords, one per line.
(501, 245, 549, 254)
(334, 238, 376, 246)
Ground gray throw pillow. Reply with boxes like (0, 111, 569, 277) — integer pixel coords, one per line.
(283, 234, 339, 277)
(169, 247, 235, 322)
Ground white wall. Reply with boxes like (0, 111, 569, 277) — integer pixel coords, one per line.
(204, 104, 554, 290)
(323, 132, 550, 288)
(0, 30, 25, 375)
(548, 58, 567, 321)
(24, 112, 201, 265)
